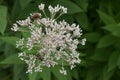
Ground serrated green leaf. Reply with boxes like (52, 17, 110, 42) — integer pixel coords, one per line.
(0, 5, 7, 34)
(97, 10, 116, 25)
(108, 51, 120, 71)
(0, 54, 24, 64)
(97, 35, 116, 48)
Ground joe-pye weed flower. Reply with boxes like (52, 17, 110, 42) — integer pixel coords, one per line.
(11, 3, 86, 75)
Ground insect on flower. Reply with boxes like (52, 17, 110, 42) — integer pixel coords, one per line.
(35, 53, 44, 61)
(30, 13, 42, 20)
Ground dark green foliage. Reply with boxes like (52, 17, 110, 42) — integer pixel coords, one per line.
(0, 0, 120, 80)
(0, 5, 7, 34)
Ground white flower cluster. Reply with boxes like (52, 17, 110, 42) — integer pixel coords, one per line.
(11, 3, 86, 75)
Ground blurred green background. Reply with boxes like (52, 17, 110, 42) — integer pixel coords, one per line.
(0, 0, 120, 80)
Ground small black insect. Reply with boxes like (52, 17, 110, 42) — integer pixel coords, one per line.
(31, 13, 41, 20)
(35, 54, 43, 61)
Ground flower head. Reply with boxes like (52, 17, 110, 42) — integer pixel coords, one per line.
(38, 3, 45, 10)
(11, 3, 86, 75)
(11, 24, 19, 32)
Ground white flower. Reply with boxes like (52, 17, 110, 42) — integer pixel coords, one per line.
(18, 52, 26, 57)
(17, 17, 31, 26)
(60, 67, 67, 75)
(81, 38, 86, 45)
(73, 25, 82, 37)
(18, 52, 26, 60)
(16, 38, 24, 48)
(48, 4, 67, 16)
(26, 55, 36, 74)
(70, 64, 76, 70)
(11, 24, 19, 32)
(34, 64, 43, 72)
(48, 5, 55, 14)
(54, 4, 61, 12)
(38, 3, 45, 10)
(61, 6, 67, 13)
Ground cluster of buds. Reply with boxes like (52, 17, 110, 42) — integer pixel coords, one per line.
(11, 3, 86, 75)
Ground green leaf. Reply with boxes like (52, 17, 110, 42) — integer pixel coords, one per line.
(108, 51, 120, 71)
(40, 67, 51, 80)
(84, 32, 101, 43)
(97, 10, 116, 25)
(0, 36, 19, 46)
(51, 66, 67, 80)
(71, 68, 79, 80)
(91, 48, 111, 61)
(51, 67, 72, 80)
(19, 0, 32, 9)
(75, 13, 89, 30)
(100, 65, 114, 80)
(0, 54, 24, 64)
(73, 0, 88, 12)
(4, 44, 16, 56)
(103, 23, 120, 37)
(59, 14, 74, 23)
(11, 0, 22, 21)
(18, 1, 39, 19)
(29, 72, 40, 80)
(86, 67, 102, 80)
(0, 5, 7, 34)
(52, 0, 83, 14)
(13, 64, 25, 80)
(117, 53, 120, 69)
(65, 68, 72, 80)
(97, 35, 116, 48)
